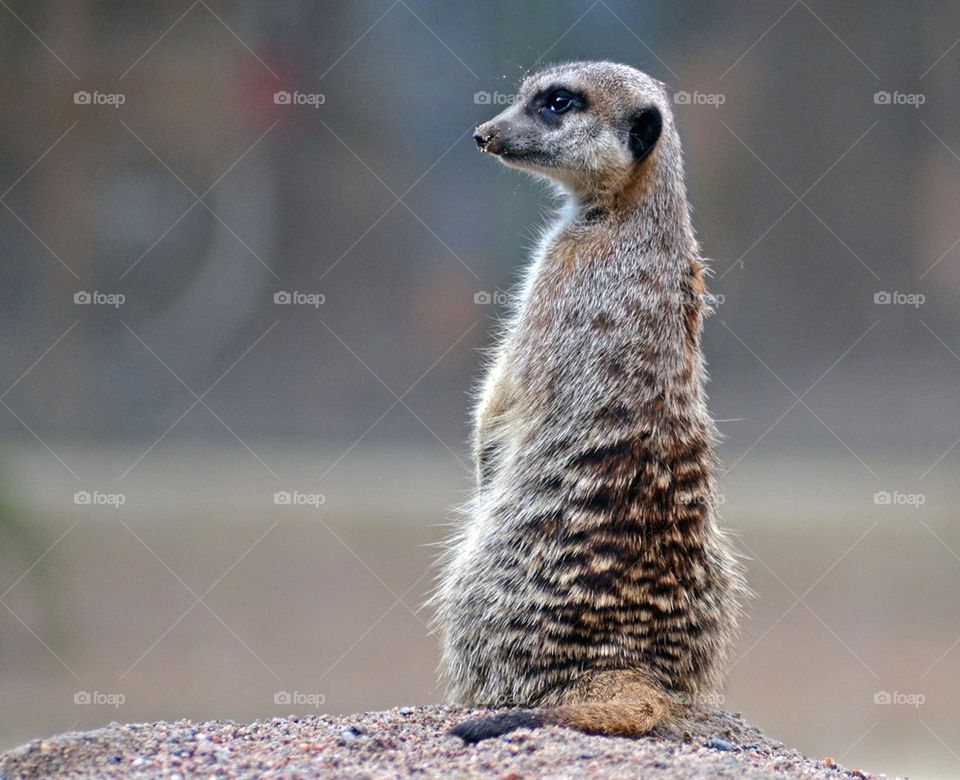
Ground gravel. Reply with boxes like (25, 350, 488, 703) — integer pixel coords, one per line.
(0, 706, 890, 779)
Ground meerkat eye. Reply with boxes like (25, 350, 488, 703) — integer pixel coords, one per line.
(546, 91, 574, 113)
(536, 88, 585, 122)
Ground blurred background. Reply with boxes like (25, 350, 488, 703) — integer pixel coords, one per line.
(0, 1, 958, 777)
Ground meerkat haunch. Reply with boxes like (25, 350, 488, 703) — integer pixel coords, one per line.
(433, 62, 745, 743)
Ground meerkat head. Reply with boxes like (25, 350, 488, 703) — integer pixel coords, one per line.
(474, 62, 675, 202)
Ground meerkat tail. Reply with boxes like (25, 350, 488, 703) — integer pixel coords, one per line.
(449, 673, 676, 743)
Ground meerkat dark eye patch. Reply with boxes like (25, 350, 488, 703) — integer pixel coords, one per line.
(628, 106, 663, 163)
(530, 86, 587, 125)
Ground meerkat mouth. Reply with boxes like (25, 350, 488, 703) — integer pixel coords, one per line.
(497, 151, 556, 171)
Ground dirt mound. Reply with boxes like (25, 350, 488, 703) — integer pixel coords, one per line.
(0, 706, 884, 779)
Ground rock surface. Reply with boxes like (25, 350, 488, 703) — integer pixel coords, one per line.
(0, 706, 887, 779)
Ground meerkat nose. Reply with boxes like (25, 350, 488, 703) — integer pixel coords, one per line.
(474, 124, 499, 152)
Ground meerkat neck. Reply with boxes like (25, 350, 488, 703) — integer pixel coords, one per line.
(565, 156, 695, 254)
(534, 164, 706, 402)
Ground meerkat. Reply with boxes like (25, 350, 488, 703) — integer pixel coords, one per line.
(431, 61, 746, 743)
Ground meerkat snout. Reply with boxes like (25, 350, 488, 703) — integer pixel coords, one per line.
(473, 123, 500, 153)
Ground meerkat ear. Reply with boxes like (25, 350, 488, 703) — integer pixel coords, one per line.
(628, 106, 663, 163)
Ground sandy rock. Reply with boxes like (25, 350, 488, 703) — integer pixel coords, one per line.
(0, 706, 890, 779)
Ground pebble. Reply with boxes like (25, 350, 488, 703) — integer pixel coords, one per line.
(706, 737, 736, 752)
(339, 726, 362, 744)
